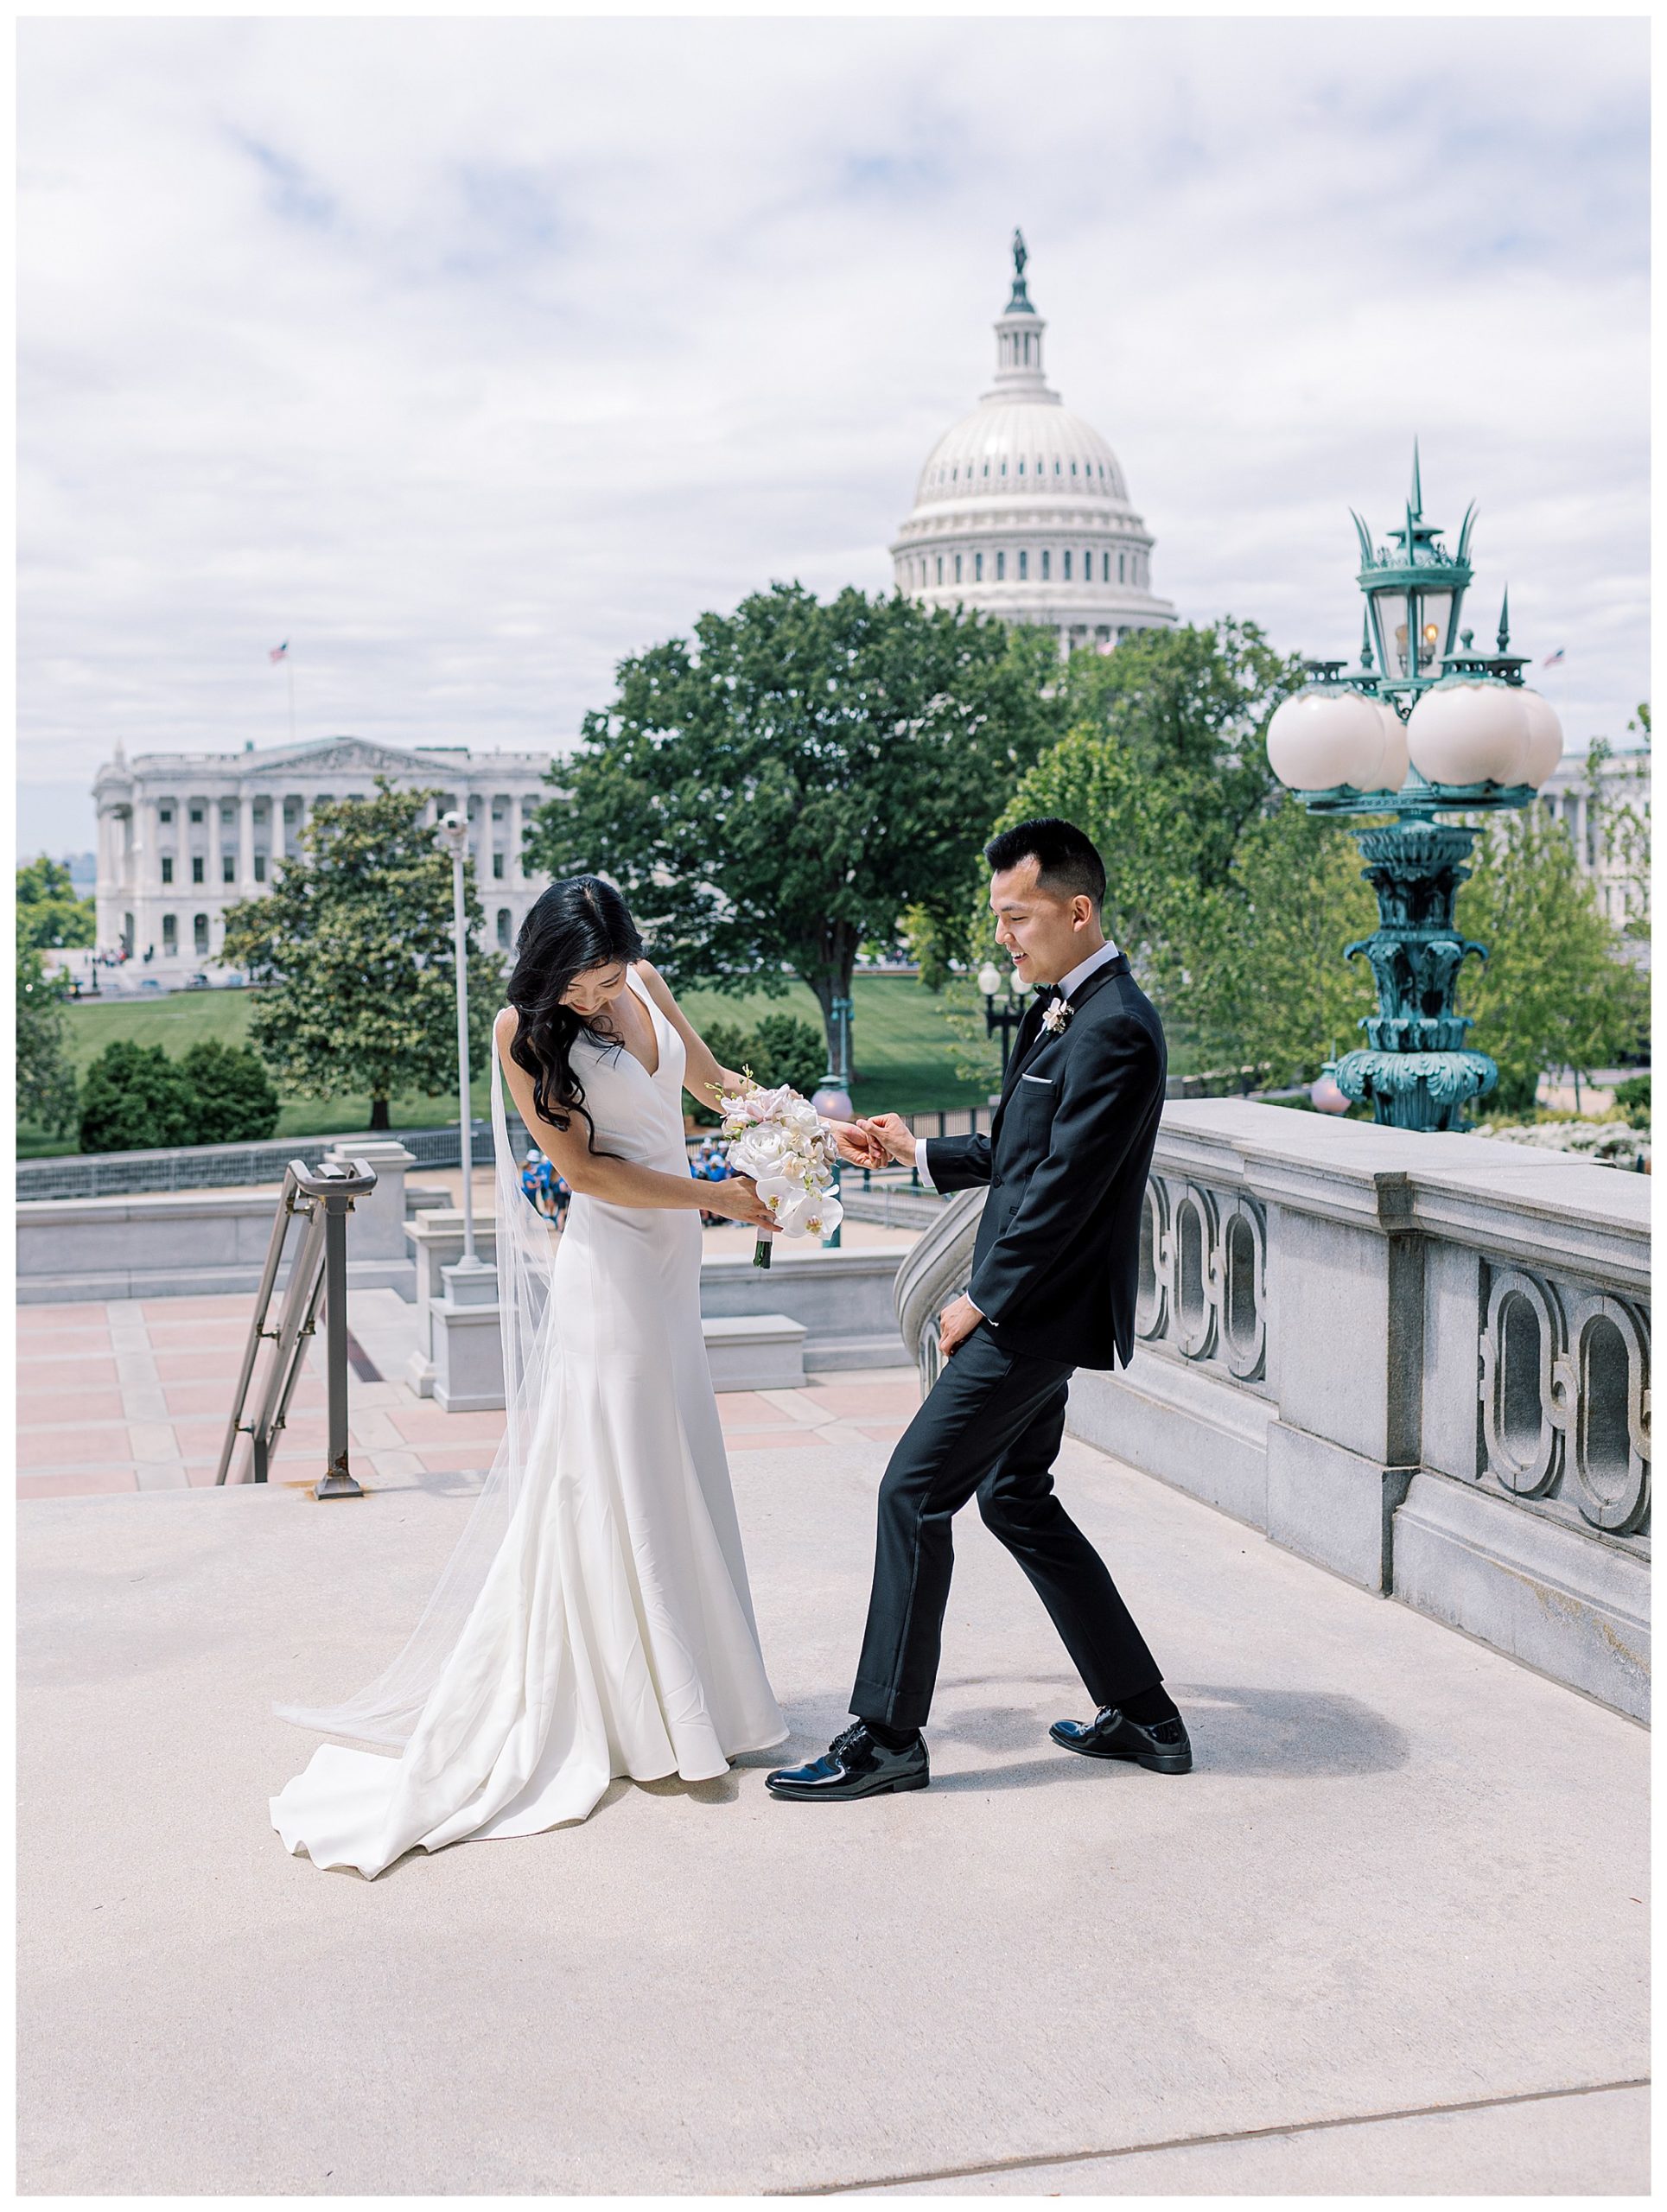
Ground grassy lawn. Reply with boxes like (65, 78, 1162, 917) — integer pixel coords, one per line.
(677, 976, 997, 1118)
(21, 976, 996, 1157)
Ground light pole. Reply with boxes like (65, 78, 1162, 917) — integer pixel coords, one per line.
(1266, 447, 1565, 1133)
(977, 961, 1028, 1081)
(437, 810, 486, 1270)
(827, 992, 854, 1092)
(811, 1001, 856, 1251)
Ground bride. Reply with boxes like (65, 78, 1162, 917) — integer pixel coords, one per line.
(270, 874, 874, 1878)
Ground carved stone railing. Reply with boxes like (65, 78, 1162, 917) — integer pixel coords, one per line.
(1476, 1264, 1650, 1540)
(895, 1102, 1650, 1721)
(1136, 1174, 1270, 1386)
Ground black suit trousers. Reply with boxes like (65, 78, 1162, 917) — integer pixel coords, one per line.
(850, 1325, 1163, 1731)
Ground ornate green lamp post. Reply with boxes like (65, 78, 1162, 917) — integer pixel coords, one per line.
(1267, 448, 1566, 1132)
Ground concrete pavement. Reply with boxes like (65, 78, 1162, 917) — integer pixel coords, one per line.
(16, 1413, 1650, 2193)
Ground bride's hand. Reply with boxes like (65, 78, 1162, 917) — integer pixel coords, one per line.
(709, 1173, 775, 1230)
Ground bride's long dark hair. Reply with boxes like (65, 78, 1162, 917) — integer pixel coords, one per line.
(506, 875, 646, 1150)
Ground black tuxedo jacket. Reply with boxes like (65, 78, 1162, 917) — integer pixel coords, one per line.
(926, 953, 1166, 1371)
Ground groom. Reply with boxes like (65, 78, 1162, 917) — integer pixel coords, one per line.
(767, 817, 1190, 1802)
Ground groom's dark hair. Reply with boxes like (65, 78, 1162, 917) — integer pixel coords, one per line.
(985, 817, 1106, 908)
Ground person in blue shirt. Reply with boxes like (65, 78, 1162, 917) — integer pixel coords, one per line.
(522, 1147, 557, 1220)
(691, 1136, 732, 1224)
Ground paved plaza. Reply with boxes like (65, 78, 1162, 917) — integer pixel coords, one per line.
(16, 1290, 1650, 2196)
(14, 1287, 919, 1498)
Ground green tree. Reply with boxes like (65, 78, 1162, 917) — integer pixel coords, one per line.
(1050, 617, 1301, 889)
(525, 584, 1060, 1071)
(1460, 804, 1649, 1116)
(1155, 801, 1379, 1087)
(959, 621, 1349, 1082)
(221, 780, 502, 1132)
(915, 618, 1308, 986)
(17, 946, 79, 1135)
(1584, 700, 1651, 941)
(16, 855, 95, 950)
(982, 718, 1185, 961)
(178, 1041, 282, 1145)
(78, 1040, 193, 1153)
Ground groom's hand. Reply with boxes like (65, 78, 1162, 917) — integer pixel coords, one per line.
(825, 1119, 888, 1167)
(862, 1112, 918, 1166)
(938, 1293, 984, 1359)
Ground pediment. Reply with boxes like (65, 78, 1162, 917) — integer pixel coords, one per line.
(259, 738, 415, 777)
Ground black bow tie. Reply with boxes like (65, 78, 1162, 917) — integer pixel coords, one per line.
(1034, 984, 1062, 1005)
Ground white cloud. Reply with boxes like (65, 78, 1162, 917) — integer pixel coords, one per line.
(17, 15, 1649, 855)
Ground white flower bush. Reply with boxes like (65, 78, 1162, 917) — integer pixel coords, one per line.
(1473, 1118, 1650, 1172)
(716, 1078, 844, 1242)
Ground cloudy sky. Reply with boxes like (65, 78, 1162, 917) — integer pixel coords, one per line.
(17, 14, 1650, 857)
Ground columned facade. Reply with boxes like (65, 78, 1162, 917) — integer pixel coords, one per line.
(890, 234, 1177, 656)
(92, 735, 554, 978)
(1536, 746, 1650, 944)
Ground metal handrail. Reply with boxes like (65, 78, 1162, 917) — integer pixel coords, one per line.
(215, 1158, 378, 1493)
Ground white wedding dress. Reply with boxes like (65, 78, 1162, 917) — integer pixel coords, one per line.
(270, 969, 787, 1878)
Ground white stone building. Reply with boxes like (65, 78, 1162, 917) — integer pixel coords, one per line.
(891, 233, 1177, 655)
(1536, 744, 1650, 939)
(92, 734, 553, 976)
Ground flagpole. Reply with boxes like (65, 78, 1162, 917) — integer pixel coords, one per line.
(287, 653, 296, 747)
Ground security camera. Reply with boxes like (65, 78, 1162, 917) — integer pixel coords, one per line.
(441, 810, 463, 833)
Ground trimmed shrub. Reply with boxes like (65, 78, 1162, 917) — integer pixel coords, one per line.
(686, 1020, 756, 1125)
(78, 1042, 194, 1154)
(76, 1038, 281, 1152)
(685, 1014, 830, 1123)
(1613, 1071, 1651, 1128)
(749, 1014, 829, 1096)
(179, 1041, 281, 1145)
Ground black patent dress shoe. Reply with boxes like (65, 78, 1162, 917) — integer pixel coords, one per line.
(765, 1721, 930, 1802)
(1050, 1706, 1193, 1774)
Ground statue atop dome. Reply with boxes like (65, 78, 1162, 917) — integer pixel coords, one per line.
(1007, 227, 1032, 313)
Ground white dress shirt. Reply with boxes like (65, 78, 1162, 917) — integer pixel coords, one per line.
(914, 936, 1120, 1189)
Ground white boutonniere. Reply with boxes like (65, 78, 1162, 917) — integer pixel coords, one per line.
(1040, 998, 1072, 1035)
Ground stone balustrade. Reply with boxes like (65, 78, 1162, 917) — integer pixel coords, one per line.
(895, 1101, 1650, 1719)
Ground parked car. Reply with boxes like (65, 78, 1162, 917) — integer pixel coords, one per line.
(185, 972, 211, 989)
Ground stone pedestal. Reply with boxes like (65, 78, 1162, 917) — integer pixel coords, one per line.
(325, 1139, 417, 1301)
(431, 1256, 505, 1414)
(703, 1314, 807, 1390)
(404, 1211, 502, 1395)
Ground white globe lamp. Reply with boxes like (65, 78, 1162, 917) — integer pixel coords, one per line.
(1405, 678, 1530, 787)
(977, 963, 1004, 999)
(1266, 689, 1387, 792)
(1368, 700, 1409, 793)
(1517, 689, 1564, 786)
(1309, 1072, 1351, 1116)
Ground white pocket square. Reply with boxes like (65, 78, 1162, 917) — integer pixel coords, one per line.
(1019, 1073, 1053, 1085)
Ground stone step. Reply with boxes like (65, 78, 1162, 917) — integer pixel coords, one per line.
(703, 1313, 806, 1391)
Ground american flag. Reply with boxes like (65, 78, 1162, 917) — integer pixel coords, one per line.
(1543, 647, 1566, 667)
(269, 641, 289, 664)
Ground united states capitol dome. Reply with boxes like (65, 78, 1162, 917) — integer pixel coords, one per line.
(892, 232, 1176, 655)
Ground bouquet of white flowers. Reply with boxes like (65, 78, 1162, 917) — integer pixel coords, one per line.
(714, 1077, 844, 1269)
